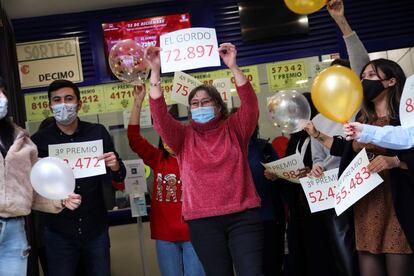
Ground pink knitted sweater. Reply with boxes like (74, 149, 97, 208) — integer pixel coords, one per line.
(149, 81, 261, 220)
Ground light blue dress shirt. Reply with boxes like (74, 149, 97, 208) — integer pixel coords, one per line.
(358, 124, 414, 150)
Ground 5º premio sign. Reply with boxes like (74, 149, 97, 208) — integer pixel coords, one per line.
(17, 37, 83, 89)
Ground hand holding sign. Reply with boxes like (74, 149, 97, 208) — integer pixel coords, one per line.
(160, 28, 220, 73)
(99, 152, 120, 172)
(143, 46, 161, 72)
(334, 148, 383, 215)
(218, 43, 237, 70)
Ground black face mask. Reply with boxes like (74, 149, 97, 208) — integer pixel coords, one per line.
(362, 79, 385, 101)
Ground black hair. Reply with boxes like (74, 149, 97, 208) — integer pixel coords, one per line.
(158, 104, 179, 159)
(188, 84, 229, 119)
(0, 78, 15, 156)
(358, 58, 406, 124)
(302, 92, 318, 120)
(330, 58, 351, 68)
(0, 76, 7, 89)
(47, 79, 81, 103)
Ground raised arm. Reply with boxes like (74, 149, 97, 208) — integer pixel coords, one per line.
(144, 46, 186, 154)
(304, 121, 334, 150)
(129, 84, 146, 126)
(221, 43, 258, 141)
(219, 43, 246, 86)
(345, 122, 414, 150)
(328, 0, 369, 75)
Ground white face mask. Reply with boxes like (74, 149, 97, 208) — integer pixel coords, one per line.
(51, 103, 78, 125)
(0, 97, 8, 119)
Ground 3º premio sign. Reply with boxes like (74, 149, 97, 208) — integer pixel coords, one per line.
(17, 37, 83, 89)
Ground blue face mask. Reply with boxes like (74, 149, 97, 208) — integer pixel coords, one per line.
(191, 106, 215, 123)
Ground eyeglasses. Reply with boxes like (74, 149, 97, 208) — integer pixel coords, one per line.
(190, 98, 213, 108)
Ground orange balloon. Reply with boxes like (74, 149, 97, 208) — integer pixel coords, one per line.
(311, 66, 363, 123)
(284, 0, 327, 15)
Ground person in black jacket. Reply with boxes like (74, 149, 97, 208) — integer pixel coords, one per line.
(31, 80, 126, 276)
(247, 124, 285, 276)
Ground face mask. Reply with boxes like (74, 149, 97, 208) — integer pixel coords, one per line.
(51, 103, 78, 125)
(191, 106, 215, 123)
(0, 98, 7, 119)
(362, 79, 385, 101)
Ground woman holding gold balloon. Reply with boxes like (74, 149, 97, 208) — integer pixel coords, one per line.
(306, 1, 414, 274)
(308, 58, 414, 276)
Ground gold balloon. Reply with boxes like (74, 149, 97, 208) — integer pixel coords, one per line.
(284, 0, 326, 15)
(311, 65, 363, 123)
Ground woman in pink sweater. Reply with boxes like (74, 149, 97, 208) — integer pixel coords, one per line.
(144, 43, 263, 276)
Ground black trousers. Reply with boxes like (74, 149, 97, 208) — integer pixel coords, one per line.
(187, 208, 264, 276)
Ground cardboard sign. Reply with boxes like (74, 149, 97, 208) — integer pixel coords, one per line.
(48, 140, 106, 179)
(399, 74, 414, 128)
(160, 27, 220, 73)
(334, 148, 383, 215)
(262, 153, 305, 183)
(213, 78, 233, 108)
(171, 71, 202, 106)
(300, 168, 338, 213)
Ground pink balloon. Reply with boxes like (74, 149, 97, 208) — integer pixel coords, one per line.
(108, 39, 149, 84)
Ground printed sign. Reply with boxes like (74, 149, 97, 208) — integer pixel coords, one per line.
(78, 86, 105, 116)
(262, 153, 306, 184)
(48, 140, 106, 179)
(213, 78, 232, 108)
(216, 65, 261, 94)
(130, 194, 148, 217)
(160, 27, 220, 73)
(267, 60, 308, 91)
(300, 168, 338, 213)
(399, 74, 414, 128)
(17, 37, 83, 88)
(103, 82, 135, 112)
(123, 159, 148, 195)
(335, 148, 383, 215)
(171, 71, 202, 106)
(24, 92, 51, 122)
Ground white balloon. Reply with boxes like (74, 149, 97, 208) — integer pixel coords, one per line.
(30, 157, 75, 200)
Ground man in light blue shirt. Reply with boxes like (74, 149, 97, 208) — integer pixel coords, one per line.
(344, 122, 414, 150)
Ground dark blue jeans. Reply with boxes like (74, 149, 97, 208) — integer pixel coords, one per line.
(44, 228, 110, 276)
(187, 208, 264, 276)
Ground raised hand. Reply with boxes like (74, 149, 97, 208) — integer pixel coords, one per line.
(344, 122, 363, 141)
(144, 46, 161, 71)
(327, 0, 345, 20)
(218, 43, 238, 70)
(133, 84, 146, 106)
(303, 121, 319, 138)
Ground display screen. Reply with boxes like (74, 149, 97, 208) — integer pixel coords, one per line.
(102, 13, 191, 53)
(238, 0, 309, 42)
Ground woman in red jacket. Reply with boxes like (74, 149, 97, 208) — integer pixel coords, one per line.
(127, 85, 204, 276)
